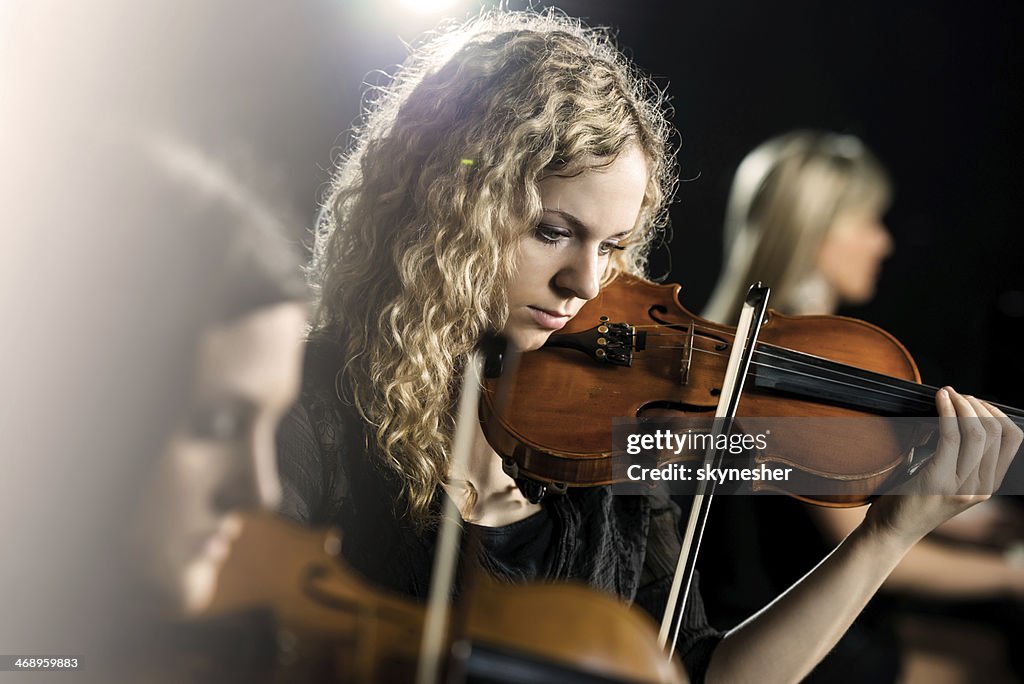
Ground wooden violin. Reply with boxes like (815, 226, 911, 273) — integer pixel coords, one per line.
(481, 273, 1024, 505)
(189, 512, 688, 683)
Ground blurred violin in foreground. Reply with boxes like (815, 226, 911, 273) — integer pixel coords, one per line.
(168, 513, 687, 683)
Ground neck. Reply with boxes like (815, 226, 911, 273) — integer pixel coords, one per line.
(787, 272, 838, 315)
(443, 422, 541, 526)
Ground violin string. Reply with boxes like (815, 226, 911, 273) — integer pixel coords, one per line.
(648, 343, 939, 414)
(607, 322, 1023, 416)
(647, 323, 936, 404)
(664, 340, 940, 405)
(683, 344, 937, 411)
(704, 349, 937, 413)
(684, 343, 1024, 419)
(645, 322, 944, 406)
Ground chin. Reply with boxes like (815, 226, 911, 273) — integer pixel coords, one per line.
(506, 327, 554, 353)
(846, 285, 876, 306)
(182, 553, 222, 615)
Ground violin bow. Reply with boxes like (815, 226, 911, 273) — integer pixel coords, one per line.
(659, 283, 771, 659)
(416, 350, 484, 684)
(416, 334, 512, 684)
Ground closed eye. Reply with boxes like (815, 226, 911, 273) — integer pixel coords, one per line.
(535, 221, 629, 256)
(534, 223, 571, 246)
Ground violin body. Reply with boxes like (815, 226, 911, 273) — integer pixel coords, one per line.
(195, 513, 687, 683)
(482, 274, 931, 505)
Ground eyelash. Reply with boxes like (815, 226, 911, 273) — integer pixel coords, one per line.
(534, 224, 626, 256)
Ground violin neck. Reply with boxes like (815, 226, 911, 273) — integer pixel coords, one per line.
(750, 345, 1024, 421)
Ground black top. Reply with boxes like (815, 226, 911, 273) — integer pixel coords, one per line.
(275, 339, 723, 681)
(473, 506, 554, 581)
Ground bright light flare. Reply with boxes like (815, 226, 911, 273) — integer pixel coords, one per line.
(395, 0, 462, 16)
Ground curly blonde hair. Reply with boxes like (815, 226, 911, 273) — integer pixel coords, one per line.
(311, 9, 675, 525)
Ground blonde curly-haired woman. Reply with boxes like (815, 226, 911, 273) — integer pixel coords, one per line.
(276, 12, 1019, 683)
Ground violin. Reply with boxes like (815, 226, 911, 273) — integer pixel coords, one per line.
(190, 512, 688, 684)
(481, 273, 1024, 505)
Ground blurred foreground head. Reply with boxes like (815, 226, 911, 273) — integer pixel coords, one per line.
(2, 0, 318, 654)
(1, 125, 308, 652)
(127, 135, 309, 616)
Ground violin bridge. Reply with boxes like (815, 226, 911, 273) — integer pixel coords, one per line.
(680, 323, 694, 385)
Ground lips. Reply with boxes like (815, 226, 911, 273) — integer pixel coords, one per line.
(528, 306, 571, 330)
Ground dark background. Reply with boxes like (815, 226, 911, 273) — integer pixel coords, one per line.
(220, 0, 1023, 407)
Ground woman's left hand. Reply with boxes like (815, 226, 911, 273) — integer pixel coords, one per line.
(865, 387, 1023, 548)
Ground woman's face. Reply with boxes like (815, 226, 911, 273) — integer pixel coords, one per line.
(503, 144, 649, 352)
(816, 208, 893, 305)
(135, 301, 306, 613)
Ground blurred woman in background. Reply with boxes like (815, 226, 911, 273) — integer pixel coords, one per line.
(704, 131, 893, 322)
(699, 130, 1024, 683)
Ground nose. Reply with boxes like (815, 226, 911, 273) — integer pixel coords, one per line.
(553, 247, 602, 301)
(253, 429, 283, 510)
(212, 430, 283, 513)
